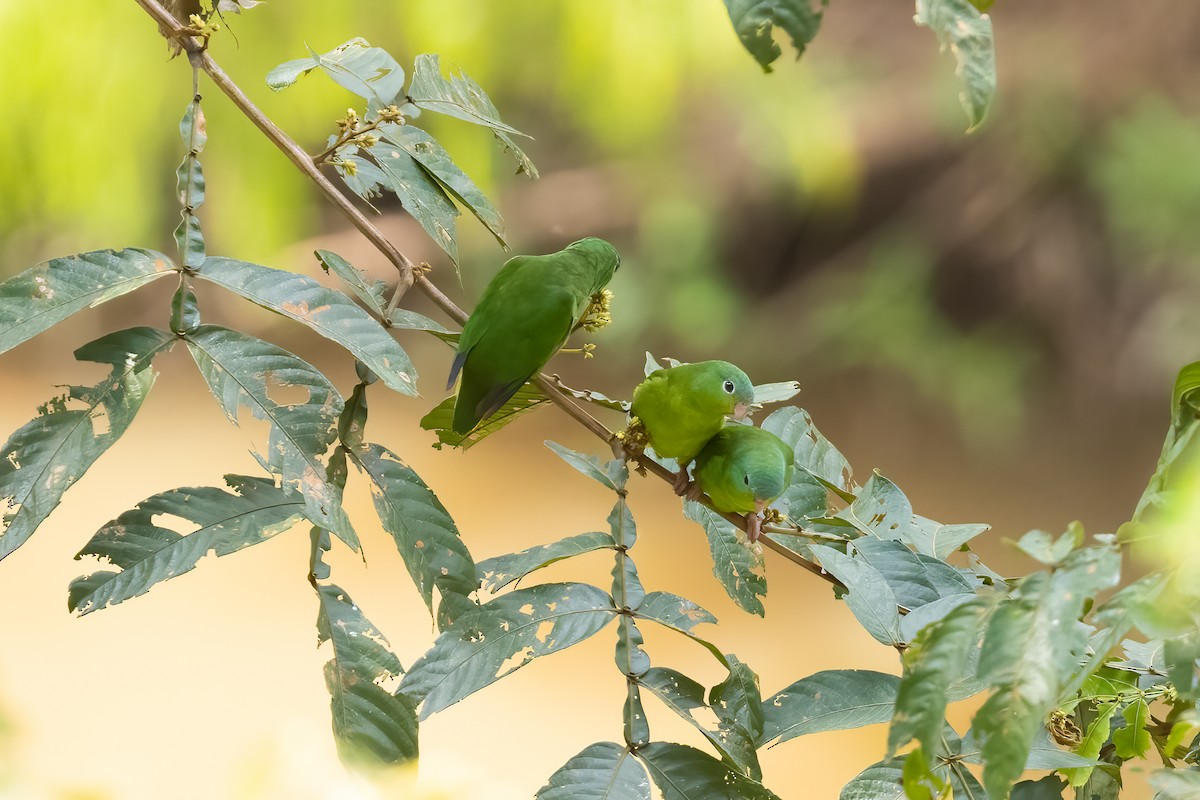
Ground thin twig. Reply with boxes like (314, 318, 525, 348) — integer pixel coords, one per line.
(133, 0, 841, 590)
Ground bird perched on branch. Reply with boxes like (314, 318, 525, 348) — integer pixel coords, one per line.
(629, 360, 754, 493)
(691, 425, 794, 542)
(448, 237, 620, 434)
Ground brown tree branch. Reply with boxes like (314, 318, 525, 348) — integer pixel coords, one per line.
(132, 0, 841, 590)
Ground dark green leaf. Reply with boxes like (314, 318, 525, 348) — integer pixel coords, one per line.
(195, 257, 419, 395)
(638, 742, 781, 800)
(477, 531, 615, 593)
(710, 656, 764, 779)
(1076, 763, 1122, 800)
(175, 98, 206, 269)
(914, 0, 996, 132)
(839, 758, 905, 800)
(1, 327, 171, 560)
(316, 583, 417, 766)
(348, 443, 476, 613)
(185, 325, 356, 548)
(69, 475, 303, 614)
(314, 249, 388, 318)
(811, 546, 903, 646)
(1012, 776, 1068, 800)
(0, 249, 174, 354)
(634, 592, 725, 666)
(760, 670, 899, 746)
(615, 615, 650, 678)
(378, 123, 506, 246)
(268, 38, 405, 107)
(624, 679, 650, 747)
(1151, 768, 1200, 800)
(723, 0, 827, 72)
(683, 500, 767, 616)
(399, 582, 615, 717)
(612, 552, 645, 612)
(420, 384, 550, 450)
(759, 406, 854, 498)
(368, 142, 460, 265)
(536, 742, 650, 800)
(546, 440, 625, 492)
(170, 281, 200, 335)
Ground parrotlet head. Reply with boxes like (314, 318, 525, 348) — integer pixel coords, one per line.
(701, 360, 755, 421)
(565, 237, 621, 293)
(693, 425, 794, 516)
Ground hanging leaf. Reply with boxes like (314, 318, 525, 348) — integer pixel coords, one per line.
(420, 385, 551, 450)
(1, 327, 172, 561)
(638, 742, 781, 800)
(1112, 697, 1152, 759)
(760, 670, 900, 746)
(267, 38, 405, 107)
(723, 0, 827, 72)
(185, 325, 357, 549)
(400, 582, 616, 717)
(195, 257, 419, 395)
(545, 440, 627, 493)
(69, 475, 304, 614)
(477, 531, 615, 593)
(709, 656, 765, 779)
(810, 546, 904, 647)
(914, 0, 997, 132)
(316, 583, 418, 767)
(368, 141, 461, 266)
(348, 443, 476, 613)
(175, 98, 206, 270)
(759, 406, 854, 497)
(0, 249, 174, 354)
(536, 742, 650, 800)
(314, 249, 389, 319)
(683, 499, 767, 616)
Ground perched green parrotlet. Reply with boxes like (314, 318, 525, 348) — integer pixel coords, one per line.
(448, 237, 620, 434)
(692, 424, 794, 542)
(629, 360, 754, 493)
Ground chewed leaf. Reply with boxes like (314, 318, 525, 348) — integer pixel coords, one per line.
(638, 742, 781, 800)
(914, 0, 996, 132)
(477, 531, 615, 593)
(69, 475, 304, 614)
(0, 327, 172, 561)
(399, 582, 615, 717)
(195, 257, 418, 395)
(420, 385, 550, 450)
(316, 583, 418, 766)
(683, 500, 767, 616)
(723, 0, 827, 72)
(268, 38, 405, 107)
(640, 667, 758, 779)
(0, 249, 174, 354)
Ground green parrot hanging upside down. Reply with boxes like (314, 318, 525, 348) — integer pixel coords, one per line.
(448, 237, 621, 434)
(691, 424, 794, 543)
(629, 360, 755, 493)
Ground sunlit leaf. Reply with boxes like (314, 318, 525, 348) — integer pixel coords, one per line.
(0, 249, 174, 354)
(400, 582, 616, 717)
(268, 38, 405, 107)
(69, 475, 304, 614)
(185, 325, 356, 548)
(348, 443, 476, 613)
(478, 531, 615, 593)
(1062, 702, 1118, 787)
(638, 742, 781, 800)
(175, 98, 206, 269)
(723, 0, 827, 72)
(760, 670, 899, 746)
(1151, 768, 1200, 800)
(0, 327, 172, 560)
(420, 385, 551, 450)
(316, 583, 417, 766)
(811, 546, 903, 646)
(914, 0, 996, 132)
(536, 742, 650, 800)
(683, 499, 767, 616)
(751, 381, 801, 406)
(195, 257, 419, 395)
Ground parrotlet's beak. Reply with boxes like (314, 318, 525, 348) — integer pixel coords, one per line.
(733, 402, 751, 420)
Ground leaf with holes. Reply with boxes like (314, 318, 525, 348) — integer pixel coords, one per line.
(349, 443, 476, 613)
(811, 546, 904, 646)
(638, 742, 781, 800)
(683, 500, 767, 616)
(537, 742, 650, 800)
(835, 473, 917, 543)
(723, 0, 827, 72)
(1, 327, 172, 561)
(759, 406, 854, 498)
(709, 656, 765, 779)
(760, 670, 899, 747)
(915, 0, 996, 132)
(69, 475, 304, 614)
(639, 667, 757, 779)
(634, 591, 726, 666)
(369, 141, 460, 266)
(267, 38, 405, 107)
(420, 385, 550, 450)
(0, 249, 174, 354)
(185, 325, 356, 548)
(399, 582, 616, 717)
(478, 532, 615, 593)
(316, 583, 418, 766)
(195, 258, 419, 395)
(907, 514, 990, 559)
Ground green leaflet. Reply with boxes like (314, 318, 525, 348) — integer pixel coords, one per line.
(759, 406, 855, 498)
(536, 742, 650, 800)
(638, 742, 781, 800)
(174, 97, 206, 269)
(914, 0, 997, 132)
(760, 670, 900, 746)
(369, 141, 461, 266)
(683, 499, 767, 616)
(399, 582, 616, 717)
(634, 591, 726, 666)
(69, 475, 305, 614)
(194, 257, 420, 395)
(478, 531, 616, 593)
(316, 583, 418, 767)
(709, 656, 765, 779)
(0, 249, 175, 354)
(811, 546, 904, 646)
(545, 440, 628, 493)
(267, 38, 406, 107)
(184, 325, 358, 550)
(851, 537, 975, 613)
(420, 385, 550, 450)
(314, 249, 389, 319)
(722, 0, 827, 72)
(0, 327, 172, 561)
(348, 442, 477, 614)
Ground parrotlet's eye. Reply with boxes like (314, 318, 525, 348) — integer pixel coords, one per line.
(743, 475, 750, 486)
(723, 380, 735, 393)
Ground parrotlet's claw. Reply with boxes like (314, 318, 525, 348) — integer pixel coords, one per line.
(746, 512, 762, 543)
(673, 468, 692, 496)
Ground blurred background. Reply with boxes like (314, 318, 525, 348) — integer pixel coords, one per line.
(0, 0, 1196, 797)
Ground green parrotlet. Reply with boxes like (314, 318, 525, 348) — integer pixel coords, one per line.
(448, 237, 621, 434)
(630, 360, 754, 493)
(692, 424, 794, 542)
